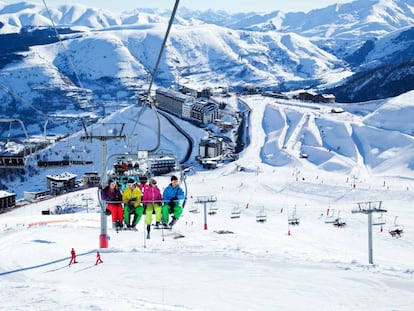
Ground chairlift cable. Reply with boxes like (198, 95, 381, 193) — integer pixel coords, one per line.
(42, 0, 93, 132)
(146, 0, 180, 97)
(0, 82, 48, 119)
(42, 0, 85, 91)
(130, 0, 180, 153)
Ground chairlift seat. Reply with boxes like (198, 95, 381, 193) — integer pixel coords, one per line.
(231, 210, 241, 218)
(288, 217, 300, 225)
(0, 155, 27, 168)
(372, 213, 386, 226)
(256, 213, 267, 223)
(208, 206, 218, 215)
(372, 219, 386, 226)
(189, 206, 200, 213)
(230, 207, 241, 219)
(324, 216, 336, 224)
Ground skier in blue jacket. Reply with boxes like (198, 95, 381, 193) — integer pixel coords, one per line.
(162, 175, 185, 228)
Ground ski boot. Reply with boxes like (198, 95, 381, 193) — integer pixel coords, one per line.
(116, 220, 123, 233)
(146, 225, 151, 239)
(169, 217, 177, 227)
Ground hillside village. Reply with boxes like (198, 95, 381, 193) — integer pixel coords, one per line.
(0, 83, 340, 211)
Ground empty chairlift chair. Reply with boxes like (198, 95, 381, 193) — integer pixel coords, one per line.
(230, 205, 241, 219)
(372, 212, 386, 226)
(189, 203, 200, 214)
(324, 208, 336, 224)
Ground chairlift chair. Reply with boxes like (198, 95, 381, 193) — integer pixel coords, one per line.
(208, 202, 218, 215)
(324, 208, 336, 224)
(256, 207, 267, 223)
(189, 203, 200, 214)
(288, 208, 300, 226)
(372, 212, 386, 226)
(0, 118, 32, 168)
(389, 216, 404, 238)
(110, 154, 150, 180)
(230, 205, 241, 219)
(333, 210, 346, 227)
(288, 216, 300, 226)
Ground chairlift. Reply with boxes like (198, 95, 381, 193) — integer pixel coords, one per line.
(36, 117, 93, 168)
(333, 210, 346, 228)
(0, 118, 32, 168)
(324, 208, 336, 224)
(208, 202, 218, 215)
(189, 203, 200, 214)
(389, 216, 404, 238)
(288, 208, 300, 226)
(372, 212, 386, 226)
(230, 205, 241, 219)
(256, 207, 267, 223)
(110, 153, 150, 180)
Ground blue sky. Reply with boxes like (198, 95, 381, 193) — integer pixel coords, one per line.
(2, 0, 353, 13)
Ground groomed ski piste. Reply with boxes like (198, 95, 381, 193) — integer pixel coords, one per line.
(1, 93, 414, 310)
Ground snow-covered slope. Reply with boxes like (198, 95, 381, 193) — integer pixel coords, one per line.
(1, 92, 414, 310)
(3, 89, 414, 201)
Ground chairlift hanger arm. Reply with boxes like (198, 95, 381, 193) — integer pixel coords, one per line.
(0, 118, 31, 144)
(131, 0, 180, 153)
(147, 0, 181, 96)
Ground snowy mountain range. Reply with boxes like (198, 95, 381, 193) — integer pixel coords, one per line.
(2, 3, 414, 308)
(1, 0, 414, 131)
(0, 0, 414, 199)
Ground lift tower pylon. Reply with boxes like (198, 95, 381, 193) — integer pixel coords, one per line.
(81, 122, 126, 248)
(352, 201, 387, 264)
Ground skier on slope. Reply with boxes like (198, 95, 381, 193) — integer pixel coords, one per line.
(95, 252, 103, 265)
(69, 248, 77, 266)
(161, 175, 185, 228)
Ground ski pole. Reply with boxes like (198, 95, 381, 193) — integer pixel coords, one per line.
(161, 221, 165, 242)
(143, 218, 146, 248)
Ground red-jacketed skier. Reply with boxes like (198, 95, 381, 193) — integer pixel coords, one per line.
(69, 248, 78, 266)
(95, 252, 103, 265)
